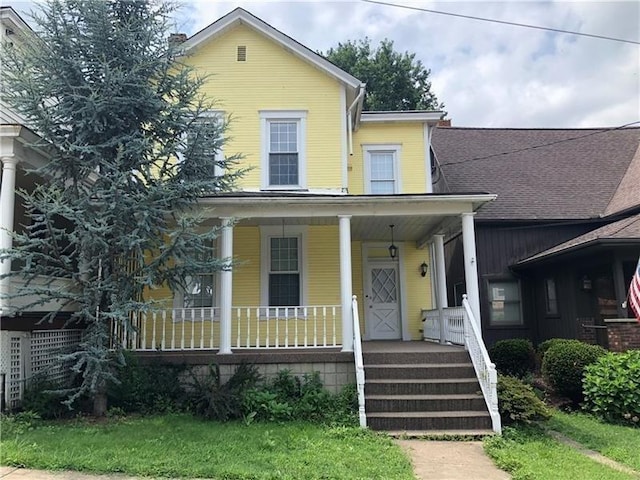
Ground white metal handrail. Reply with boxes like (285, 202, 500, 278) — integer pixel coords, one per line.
(462, 295, 501, 433)
(352, 295, 366, 428)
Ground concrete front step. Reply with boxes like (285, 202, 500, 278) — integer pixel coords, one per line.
(366, 363, 475, 379)
(366, 378, 481, 395)
(385, 429, 496, 439)
(363, 351, 470, 364)
(366, 394, 486, 412)
(367, 411, 492, 431)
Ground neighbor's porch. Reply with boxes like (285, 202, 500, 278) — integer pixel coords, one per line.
(116, 193, 494, 353)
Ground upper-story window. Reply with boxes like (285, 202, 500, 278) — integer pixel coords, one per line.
(363, 144, 401, 194)
(260, 110, 307, 190)
(179, 110, 225, 178)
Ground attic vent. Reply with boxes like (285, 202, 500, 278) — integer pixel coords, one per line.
(237, 45, 247, 62)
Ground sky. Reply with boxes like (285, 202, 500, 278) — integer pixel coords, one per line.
(9, 0, 640, 128)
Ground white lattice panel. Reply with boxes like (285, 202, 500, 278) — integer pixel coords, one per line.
(31, 330, 83, 385)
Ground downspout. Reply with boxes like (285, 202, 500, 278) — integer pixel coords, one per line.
(347, 84, 366, 156)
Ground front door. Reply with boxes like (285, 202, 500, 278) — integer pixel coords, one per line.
(365, 262, 402, 340)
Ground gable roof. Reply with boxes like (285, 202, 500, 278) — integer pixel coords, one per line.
(432, 127, 640, 221)
(517, 213, 640, 266)
(180, 7, 362, 91)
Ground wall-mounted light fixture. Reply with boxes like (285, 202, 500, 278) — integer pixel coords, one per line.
(388, 224, 398, 259)
(420, 261, 428, 277)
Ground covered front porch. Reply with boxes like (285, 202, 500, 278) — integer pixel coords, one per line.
(119, 192, 495, 353)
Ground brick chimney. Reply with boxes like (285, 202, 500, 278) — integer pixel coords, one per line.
(437, 119, 451, 127)
(168, 33, 187, 47)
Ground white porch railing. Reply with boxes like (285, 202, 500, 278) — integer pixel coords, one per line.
(116, 305, 341, 350)
(352, 295, 366, 428)
(421, 306, 465, 345)
(462, 295, 501, 434)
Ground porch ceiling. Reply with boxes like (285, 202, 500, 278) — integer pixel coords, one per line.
(199, 193, 496, 243)
(233, 215, 444, 242)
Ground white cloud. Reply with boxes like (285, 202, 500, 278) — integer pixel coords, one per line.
(12, 0, 640, 128)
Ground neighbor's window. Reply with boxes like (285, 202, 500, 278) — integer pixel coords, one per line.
(544, 277, 558, 315)
(260, 111, 307, 189)
(488, 280, 522, 326)
(363, 144, 401, 194)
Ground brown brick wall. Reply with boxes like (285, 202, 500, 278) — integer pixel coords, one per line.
(606, 321, 640, 352)
(576, 317, 598, 345)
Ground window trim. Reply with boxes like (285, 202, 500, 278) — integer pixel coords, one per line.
(173, 236, 221, 320)
(362, 144, 401, 194)
(544, 277, 559, 316)
(260, 110, 307, 190)
(487, 278, 523, 327)
(260, 225, 308, 308)
(178, 110, 225, 178)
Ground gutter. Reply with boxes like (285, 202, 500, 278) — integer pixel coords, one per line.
(347, 84, 366, 156)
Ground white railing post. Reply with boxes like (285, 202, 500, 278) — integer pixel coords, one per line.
(352, 295, 366, 428)
(462, 295, 501, 434)
(339, 215, 353, 351)
(219, 217, 233, 354)
(433, 234, 448, 344)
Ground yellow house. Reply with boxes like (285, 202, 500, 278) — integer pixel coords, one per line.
(0, 7, 500, 432)
(113, 8, 495, 355)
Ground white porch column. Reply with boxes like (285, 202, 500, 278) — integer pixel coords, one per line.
(339, 215, 353, 352)
(218, 217, 233, 354)
(461, 212, 481, 328)
(0, 156, 19, 314)
(433, 234, 448, 344)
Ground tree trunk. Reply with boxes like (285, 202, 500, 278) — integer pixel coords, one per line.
(93, 390, 108, 417)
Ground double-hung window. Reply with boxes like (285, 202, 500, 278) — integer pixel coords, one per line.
(179, 110, 225, 178)
(175, 240, 218, 313)
(488, 280, 523, 326)
(261, 226, 306, 308)
(363, 145, 401, 194)
(260, 111, 307, 189)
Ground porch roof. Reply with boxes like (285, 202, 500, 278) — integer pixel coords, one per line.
(198, 192, 496, 244)
(515, 212, 640, 267)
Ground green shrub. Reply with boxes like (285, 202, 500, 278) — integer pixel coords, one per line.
(240, 370, 357, 425)
(21, 373, 87, 419)
(538, 338, 573, 360)
(583, 350, 640, 426)
(542, 340, 606, 404)
(108, 352, 188, 414)
(489, 339, 536, 377)
(186, 362, 261, 421)
(497, 375, 551, 425)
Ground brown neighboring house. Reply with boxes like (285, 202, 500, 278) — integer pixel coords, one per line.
(432, 126, 640, 347)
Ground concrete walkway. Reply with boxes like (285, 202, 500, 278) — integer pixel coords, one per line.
(396, 440, 511, 480)
(2, 441, 510, 479)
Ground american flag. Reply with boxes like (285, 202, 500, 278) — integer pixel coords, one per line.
(630, 257, 640, 322)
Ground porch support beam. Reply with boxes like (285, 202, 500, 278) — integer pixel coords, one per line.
(339, 215, 354, 352)
(218, 217, 233, 355)
(0, 155, 19, 314)
(433, 234, 448, 343)
(461, 212, 481, 329)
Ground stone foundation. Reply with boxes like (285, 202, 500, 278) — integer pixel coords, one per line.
(135, 349, 355, 393)
(605, 319, 640, 352)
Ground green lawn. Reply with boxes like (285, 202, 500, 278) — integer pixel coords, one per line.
(548, 411, 640, 471)
(0, 414, 414, 479)
(484, 425, 637, 480)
